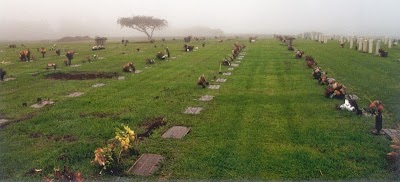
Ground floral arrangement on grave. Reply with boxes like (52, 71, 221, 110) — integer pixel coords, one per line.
(92, 124, 136, 175)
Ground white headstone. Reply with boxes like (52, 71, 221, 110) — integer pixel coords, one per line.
(363, 40, 368, 53)
(388, 39, 392, 48)
(349, 38, 354, 49)
(368, 39, 374, 53)
(340, 36, 344, 44)
(375, 40, 381, 55)
(358, 38, 363, 51)
(384, 37, 388, 45)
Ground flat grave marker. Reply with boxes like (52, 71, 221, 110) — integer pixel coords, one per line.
(228, 68, 234, 70)
(223, 72, 232, 76)
(235, 61, 241, 63)
(127, 154, 164, 176)
(184, 107, 203, 114)
(382, 129, 400, 141)
(118, 76, 125, 80)
(161, 126, 191, 139)
(216, 78, 227, 82)
(0, 119, 9, 126)
(231, 64, 239, 67)
(134, 70, 142, 74)
(66, 92, 84, 97)
(31, 100, 55, 109)
(3, 77, 16, 81)
(199, 95, 214, 101)
(92, 83, 105, 88)
(208, 85, 220, 89)
(70, 64, 81, 67)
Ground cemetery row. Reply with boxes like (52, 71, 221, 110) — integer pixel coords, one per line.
(0, 37, 250, 179)
(276, 35, 399, 170)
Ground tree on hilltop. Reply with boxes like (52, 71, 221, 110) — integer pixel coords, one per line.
(117, 15, 168, 42)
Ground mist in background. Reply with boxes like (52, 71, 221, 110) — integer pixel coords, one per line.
(0, 0, 398, 41)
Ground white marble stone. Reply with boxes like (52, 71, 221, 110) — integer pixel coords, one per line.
(368, 39, 374, 53)
(349, 38, 353, 49)
(375, 40, 381, 55)
(363, 40, 368, 53)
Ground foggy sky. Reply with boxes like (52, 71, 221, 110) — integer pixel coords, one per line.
(0, 0, 399, 40)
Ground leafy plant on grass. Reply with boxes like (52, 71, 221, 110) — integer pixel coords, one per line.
(92, 124, 136, 175)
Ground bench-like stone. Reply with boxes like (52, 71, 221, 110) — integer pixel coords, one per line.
(161, 126, 191, 139)
(127, 154, 164, 176)
(184, 107, 203, 114)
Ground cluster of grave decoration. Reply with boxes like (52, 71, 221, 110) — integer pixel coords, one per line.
(274, 34, 296, 51)
(92, 36, 107, 50)
(286, 42, 386, 137)
(220, 43, 246, 67)
(197, 42, 245, 88)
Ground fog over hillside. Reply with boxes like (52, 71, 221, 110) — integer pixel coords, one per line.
(0, 0, 399, 41)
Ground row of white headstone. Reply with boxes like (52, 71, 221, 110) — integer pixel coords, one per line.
(298, 33, 398, 56)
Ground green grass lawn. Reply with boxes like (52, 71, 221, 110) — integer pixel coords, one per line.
(0, 38, 399, 180)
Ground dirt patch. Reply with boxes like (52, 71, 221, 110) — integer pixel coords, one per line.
(137, 117, 166, 139)
(46, 72, 118, 80)
(29, 132, 77, 142)
(0, 113, 35, 128)
(79, 112, 118, 119)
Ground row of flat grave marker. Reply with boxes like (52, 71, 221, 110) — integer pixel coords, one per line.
(131, 50, 244, 177)
(129, 126, 192, 176)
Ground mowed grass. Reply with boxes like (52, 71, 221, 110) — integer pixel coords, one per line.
(0, 38, 398, 180)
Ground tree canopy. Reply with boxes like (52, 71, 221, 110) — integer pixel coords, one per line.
(117, 15, 168, 41)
